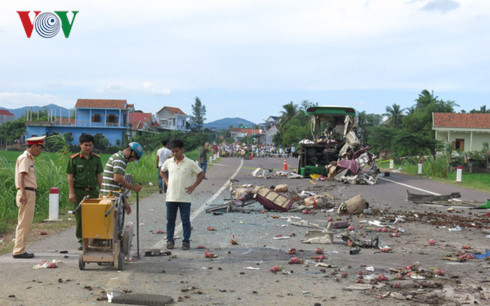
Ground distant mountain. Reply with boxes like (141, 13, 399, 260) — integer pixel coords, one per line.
(204, 117, 256, 130)
(0, 104, 71, 119)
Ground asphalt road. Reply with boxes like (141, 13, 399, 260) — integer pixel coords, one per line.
(0, 156, 489, 305)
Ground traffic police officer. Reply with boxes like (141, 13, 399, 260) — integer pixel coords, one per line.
(13, 135, 45, 259)
(66, 134, 102, 250)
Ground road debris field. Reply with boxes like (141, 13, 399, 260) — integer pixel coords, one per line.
(0, 156, 489, 305)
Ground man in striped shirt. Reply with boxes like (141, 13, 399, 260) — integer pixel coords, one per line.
(101, 142, 144, 214)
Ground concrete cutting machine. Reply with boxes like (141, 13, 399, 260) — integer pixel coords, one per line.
(77, 194, 133, 271)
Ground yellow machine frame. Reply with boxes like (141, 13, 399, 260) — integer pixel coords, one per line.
(78, 195, 127, 271)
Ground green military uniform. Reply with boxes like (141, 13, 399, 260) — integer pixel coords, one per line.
(66, 152, 103, 242)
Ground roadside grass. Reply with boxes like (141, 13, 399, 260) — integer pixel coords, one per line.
(378, 158, 490, 193)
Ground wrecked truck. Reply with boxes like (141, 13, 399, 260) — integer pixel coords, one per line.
(294, 105, 378, 184)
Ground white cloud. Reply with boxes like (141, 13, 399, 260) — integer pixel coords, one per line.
(143, 82, 171, 96)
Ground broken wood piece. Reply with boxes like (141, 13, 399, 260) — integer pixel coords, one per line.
(406, 190, 461, 203)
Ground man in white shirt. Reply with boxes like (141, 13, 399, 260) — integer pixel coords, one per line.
(156, 140, 172, 194)
(161, 139, 204, 250)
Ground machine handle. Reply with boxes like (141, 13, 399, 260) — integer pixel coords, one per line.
(72, 195, 89, 214)
(104, 204, 115, 217)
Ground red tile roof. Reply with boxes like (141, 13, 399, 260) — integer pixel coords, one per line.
(128, 112, 160, 130)
(128, 113, 151, 124)
(0, 109, 15, 116)
(75, 99, 128, 109)
(433, 113, 490, 129)
(157, 106, 186, 116)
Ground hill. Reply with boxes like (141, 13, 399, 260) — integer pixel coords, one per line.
(0, 104, 70, 119)
(204, 117, 256, 130)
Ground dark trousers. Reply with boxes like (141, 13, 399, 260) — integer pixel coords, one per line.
(166, 202, 191, 243)
(74, 189, 99, 242)
(158, 166, 168, 192)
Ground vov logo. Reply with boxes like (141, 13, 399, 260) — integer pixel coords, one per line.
(17, 11, 79, 38)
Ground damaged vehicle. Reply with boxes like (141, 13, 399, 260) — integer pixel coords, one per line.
(294, 105, 379, 184)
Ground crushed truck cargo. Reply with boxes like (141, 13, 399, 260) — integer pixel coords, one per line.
(293, 105, 379, 184)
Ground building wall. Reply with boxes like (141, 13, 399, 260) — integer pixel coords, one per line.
(76, 109, 128, 127)
(435, 130, 490, 152)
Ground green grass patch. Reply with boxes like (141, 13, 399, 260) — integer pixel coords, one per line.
(440, 172, 490, 193)
(379, 155, 490, 193)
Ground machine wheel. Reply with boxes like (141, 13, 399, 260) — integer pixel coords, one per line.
(78, 254, 85, 270)
(116, 251, 124, 271)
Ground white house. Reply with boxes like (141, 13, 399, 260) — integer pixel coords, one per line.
(432, 112, 490, 152)
(155, 106, 189, 132)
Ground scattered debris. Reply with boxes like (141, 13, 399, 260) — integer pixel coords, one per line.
(204, 251, 218, 258)
(252, 168, 271, 179)
(33, 259, 60, 269)
(302, 222, 334, 244)
(337, 195, 369, 214)
(407, 190, 461, 203)
(253, 186, 295, 212)
(144, 249, 172, 257)
(304, 195, 334, 209)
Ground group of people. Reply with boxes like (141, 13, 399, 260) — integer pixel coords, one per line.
(13, 134, 206, 259)
(217, 142, 296, 158)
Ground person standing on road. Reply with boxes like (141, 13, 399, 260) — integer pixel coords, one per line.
(156, 140, 172, 194)
(161, 139, 204, 250)
(101, 142, 144, 214)
(66, 134, 103, 250)
(12, 136, 45, 259)
(198, 142, 210, 179)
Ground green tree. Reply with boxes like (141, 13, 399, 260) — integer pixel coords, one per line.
(358, 111, 383, 146)
(469, 105, 489, 113)
(391, 131, 441, 157)
(279, 101, 299, 129)
(384, 104, 405, 128)
(190, 97, 206, 131)
(364, 125, 397, 153)
(93, 133, 109, 152)
(0, 118, 26, 146)
(403, 89, 457, 136)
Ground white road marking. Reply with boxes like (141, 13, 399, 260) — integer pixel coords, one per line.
(378, 177, 441, 196)
(152, 159, 244, 249)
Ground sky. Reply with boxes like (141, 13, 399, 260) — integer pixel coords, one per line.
(1, 0, 489, 123)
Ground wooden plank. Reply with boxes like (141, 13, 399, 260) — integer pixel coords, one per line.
(406, 190, 461, 203)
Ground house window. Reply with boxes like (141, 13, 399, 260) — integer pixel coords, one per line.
(452, 138, 465, 151)
(107, 114, 118, 124)
(92, 114, 101, 123)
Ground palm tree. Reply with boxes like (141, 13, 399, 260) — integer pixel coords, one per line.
(384, 104, 406, 128)
(279, 101, 298, 129)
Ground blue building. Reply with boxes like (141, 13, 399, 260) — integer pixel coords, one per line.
(26, 99, 134, 146)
